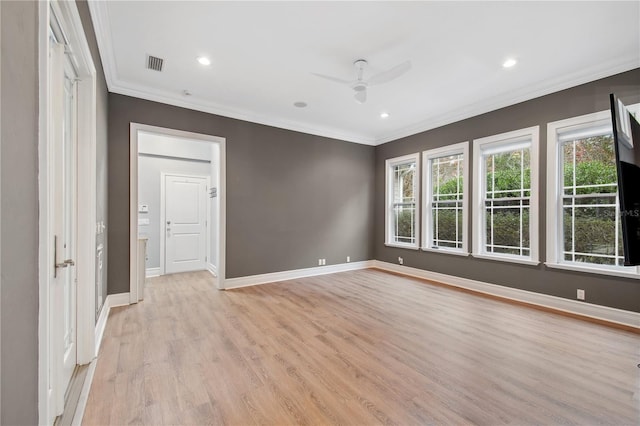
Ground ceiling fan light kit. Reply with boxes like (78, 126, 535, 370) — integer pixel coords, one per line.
(313, 59, 412, 104)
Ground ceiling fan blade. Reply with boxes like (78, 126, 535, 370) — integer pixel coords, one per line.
(367, 60, 412, 86)
(311, 72, 352, 85)
(354, 89, 367, 104)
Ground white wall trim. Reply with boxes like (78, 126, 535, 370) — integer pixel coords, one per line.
(145, 267, 160, 278)
(225, 261, 375, 290)
(76, 292, 128, 426)
(94, 293, 130, 355)
(371, 261, 640, 330)
(207, 263, 217, 277)
(70, 357, 96, 426)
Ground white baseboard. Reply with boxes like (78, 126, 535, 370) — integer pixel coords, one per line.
(224, 260, 375, 289)
(372, 261, 640, 330)
(207, 263, 217, 277)
(146, 267, 160, 278)
(71, 356, 97, 426)
(94, 292, 130, 354)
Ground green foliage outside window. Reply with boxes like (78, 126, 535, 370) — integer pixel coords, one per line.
(431, 136, 617, 261)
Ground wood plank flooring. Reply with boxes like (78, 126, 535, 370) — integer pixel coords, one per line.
(82, 269, 640, 425)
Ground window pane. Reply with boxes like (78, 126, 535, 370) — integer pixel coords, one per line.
(393, 204, 415, 244)
(561, 132, 622, 266)
(394, 162, 415, 203)
(433, 202, 461, 248)
(562, 135, 616, 196)
(430, 153, 464, 249)
(390, 159, 417, 245)
(432, 154, 463, 202)
(486, 148, 530, 199)
(483, 145, 531, 257)
(563, 205, 617, 265)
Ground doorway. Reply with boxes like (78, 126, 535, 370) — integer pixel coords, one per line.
(39, 1, 98, 423)
(130, 124, 226, 297)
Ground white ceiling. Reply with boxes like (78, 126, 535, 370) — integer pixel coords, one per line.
(88, 1, 640, 145)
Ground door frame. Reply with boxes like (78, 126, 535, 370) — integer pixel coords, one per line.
(160, 173, 211, 276)
(38, 0, 97, 423)
(130, 123, 226, 298)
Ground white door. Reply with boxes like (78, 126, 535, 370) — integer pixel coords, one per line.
(164, 175, 208, 274)
(50, 40, 78, 415)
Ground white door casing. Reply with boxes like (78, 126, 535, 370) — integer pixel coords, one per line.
(39, 1, 97, 423)
(129, 123, 226, 299)
(163, 175, 208, 274)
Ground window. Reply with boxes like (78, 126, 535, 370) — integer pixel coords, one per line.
(547, 109, 640, 278)
(422, 142, 469, 254)
(386, 153, 420, 249)
(472, 127, 539, 264)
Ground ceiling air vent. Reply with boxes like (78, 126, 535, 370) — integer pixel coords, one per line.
(146, 55, 164, 72)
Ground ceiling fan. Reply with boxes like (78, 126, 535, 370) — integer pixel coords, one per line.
(313, 59, 411, 104)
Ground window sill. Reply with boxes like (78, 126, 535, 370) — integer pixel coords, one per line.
(421, 247, 469, 257)
(545, 262, 640, 280)
(384, 243, 420, 251)
(471, 253, 540, 266)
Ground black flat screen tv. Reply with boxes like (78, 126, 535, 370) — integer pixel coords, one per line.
(610, 93, 640, 266)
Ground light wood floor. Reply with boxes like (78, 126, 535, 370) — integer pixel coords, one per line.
(82, 269, 640, 425)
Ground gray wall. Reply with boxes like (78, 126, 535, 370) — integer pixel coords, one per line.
(77, 0, 109, 319)
(108, 94, 376, 293)
(1, 1, 39, 424)
(0, 2, 109, 423)
(138, 155, 211, 270)
(375, 69, 640, 313)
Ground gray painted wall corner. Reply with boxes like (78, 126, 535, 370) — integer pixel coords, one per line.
(374, 69, 640, 313)
(107, 94, 377, 293)
(1, 1, 40, 424)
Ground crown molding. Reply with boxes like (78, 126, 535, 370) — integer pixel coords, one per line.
(107, 79, 377, 145)
(373, 57, 640, 145)
(88, 0, 638, 148)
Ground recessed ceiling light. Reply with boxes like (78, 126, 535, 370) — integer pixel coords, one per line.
(197, 56, 211, 66)
(503, 58, 517, 68)
(380, 112, 390, 119)
(294, 101, 308, 108)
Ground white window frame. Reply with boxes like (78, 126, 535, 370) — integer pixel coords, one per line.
(546, 106, 640, 279)
(385, 153, 420, 250)
(472, 126, 540, 265)
(422, 142, 469, 256)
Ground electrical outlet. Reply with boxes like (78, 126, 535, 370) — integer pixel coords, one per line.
(577, 289, 585, 300)
(398, 257, 404, 265)
(318, 259, 323, 266)
(323, 259, 326, 265)
(346, 256, 350, 263)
